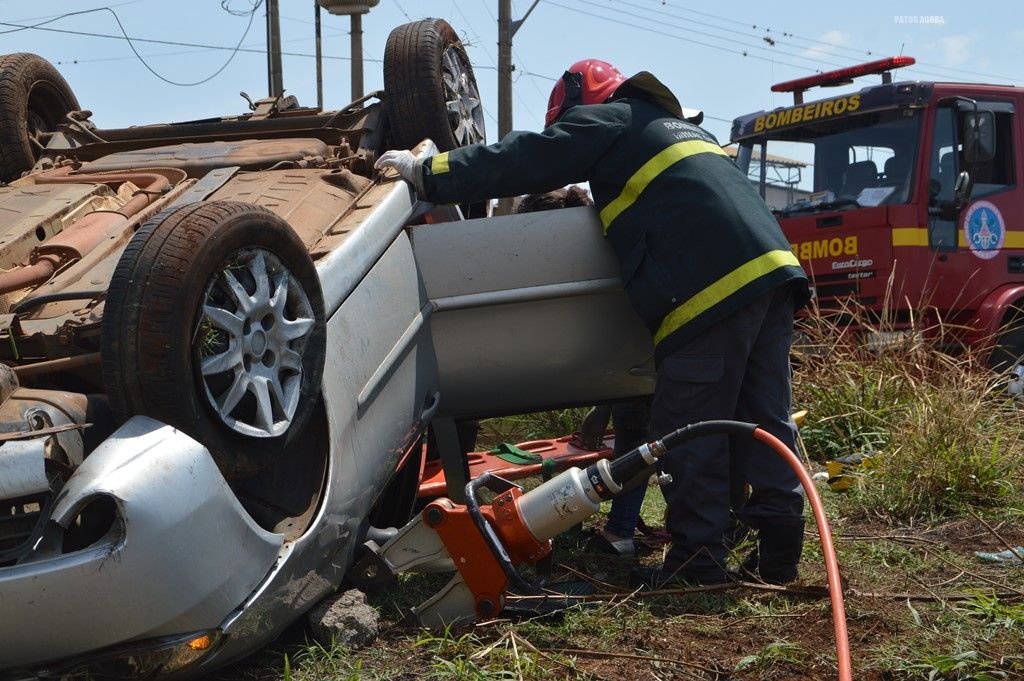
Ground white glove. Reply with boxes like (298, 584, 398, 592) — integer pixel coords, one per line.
(374, 149, 417, 184)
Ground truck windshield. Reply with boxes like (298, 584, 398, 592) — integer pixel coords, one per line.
(747, 108, 923, 216)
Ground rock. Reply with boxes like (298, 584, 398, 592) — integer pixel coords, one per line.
(308, 589, 380, 649)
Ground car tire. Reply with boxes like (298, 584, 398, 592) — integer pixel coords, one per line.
(383, 19, 490, 219)
(101, 201, 327, 478)
(383, 18, 486, 153)
(0, 53, 80, 183)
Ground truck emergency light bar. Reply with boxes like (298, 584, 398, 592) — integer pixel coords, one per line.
(772, 56, 916, 104)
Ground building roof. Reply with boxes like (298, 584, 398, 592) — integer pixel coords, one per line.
(723, 146, 807, 169)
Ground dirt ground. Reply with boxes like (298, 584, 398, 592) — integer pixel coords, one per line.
(210, 503, 1024, 681)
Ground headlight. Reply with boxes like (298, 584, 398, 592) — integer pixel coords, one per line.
(31, 630, 221, 679)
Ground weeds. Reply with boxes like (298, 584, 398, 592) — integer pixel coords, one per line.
(478, 408, 590, 447)
(903, 649, 1009, 681)
(794, 303, 1024, 521)
(284, 640, 379, 681)
(735, 639, 807, 672)
(413, 626, 482, 659)
(962, 593, 1024, 629)
(413, 627, 544, 680)
(425, 657, 511, 680)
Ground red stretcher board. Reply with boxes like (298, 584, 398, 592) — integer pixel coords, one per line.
(418, 432, 616, 498)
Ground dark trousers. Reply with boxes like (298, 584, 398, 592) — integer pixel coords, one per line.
(651, 286, 803, 580)
(604, 397, 653, 538)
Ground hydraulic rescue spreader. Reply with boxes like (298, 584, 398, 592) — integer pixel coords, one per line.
(353, 420, 853, 681)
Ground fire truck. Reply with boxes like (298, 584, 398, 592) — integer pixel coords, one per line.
(730, 57, 1022, 368)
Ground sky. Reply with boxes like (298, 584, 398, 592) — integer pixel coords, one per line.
(0, 0, 1021, 148)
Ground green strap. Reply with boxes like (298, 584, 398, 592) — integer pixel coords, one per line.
(490, 443, 543, 465)
(541, 457, 557, 481)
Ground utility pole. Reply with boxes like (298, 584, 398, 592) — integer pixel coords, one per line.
(314, 2, 323, 109)
(497, 0, 513, 142)
(266, 0, 284, 97)
(496, 0, 540, 213)
(350, 12, 364, 101)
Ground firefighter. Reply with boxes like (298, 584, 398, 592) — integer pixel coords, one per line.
(376, 60, 809, 586)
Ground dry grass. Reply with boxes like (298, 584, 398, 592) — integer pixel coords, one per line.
(793, 300, 1024, 522)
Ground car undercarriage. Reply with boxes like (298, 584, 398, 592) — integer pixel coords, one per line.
(0, 17, 654, 679)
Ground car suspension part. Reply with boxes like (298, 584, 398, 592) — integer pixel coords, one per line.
(0, 166, 186, 296)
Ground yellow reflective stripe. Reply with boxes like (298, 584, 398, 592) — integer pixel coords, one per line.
(654, 249, 800, 346)
(600, 140, 728, 232)
(891, 227, 929, 247)
(892, 226, 1024, 249)
(432, 152, 450, 175)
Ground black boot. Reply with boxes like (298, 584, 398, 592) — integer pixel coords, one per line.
(740, 518, 804, 585)
(723, 513, 752, 551)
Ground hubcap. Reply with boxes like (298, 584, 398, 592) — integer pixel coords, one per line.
(249, 329, 268, 357)
(441, 46, 486, 147)
(195, 248, 315, 438)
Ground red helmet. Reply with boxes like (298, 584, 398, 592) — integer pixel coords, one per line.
(545, 59, 626, 127)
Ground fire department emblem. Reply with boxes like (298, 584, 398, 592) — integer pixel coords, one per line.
(963, 201, 1005, 260)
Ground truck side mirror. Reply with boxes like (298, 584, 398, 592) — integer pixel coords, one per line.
(963, 111, 996, 164)
(940, 170, 974, 220)
(954, 170, 973, 206)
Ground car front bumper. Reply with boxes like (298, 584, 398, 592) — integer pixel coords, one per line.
(0, 416, 283, 672)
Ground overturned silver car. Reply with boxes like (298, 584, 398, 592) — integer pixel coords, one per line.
(0, 18, 654, 679)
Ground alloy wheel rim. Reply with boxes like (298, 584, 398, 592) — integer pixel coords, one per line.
(441, 46, 485, 147)
(195, 248, 315, 438)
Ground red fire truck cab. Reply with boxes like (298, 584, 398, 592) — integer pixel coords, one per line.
(731, 57, 1024, 367)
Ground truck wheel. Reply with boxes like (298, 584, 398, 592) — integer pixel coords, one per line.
(101, 201, 326, 478)
(991, 315, 1024, 398)
(0, 53, 80, 182)
(383, 18, 486, 152)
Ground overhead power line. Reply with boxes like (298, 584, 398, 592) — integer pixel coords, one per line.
(572, 0, 1009, 85)
(393, 0, 413, 21)
(0, 16, 384, 62)
(627, 0, 1022, 85)
(8, 17, 565, 89)
(578, 0, 864, 71)
(564, 0, 1022, 86)
(5, 0, 146, 24)
(0, 4, 265, 87)
(544, 1, 828, 74)
(220, 0, 259, 17)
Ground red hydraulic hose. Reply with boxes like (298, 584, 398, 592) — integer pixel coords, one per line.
(646, 421, 852, 680)
(753, 427, 852, 681)
(512, 419, 852, 678)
